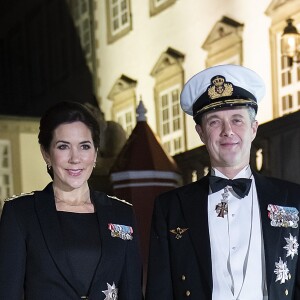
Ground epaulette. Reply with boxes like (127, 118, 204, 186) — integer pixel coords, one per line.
(4, 192, 34, 202)
(107, 195, 132, 206)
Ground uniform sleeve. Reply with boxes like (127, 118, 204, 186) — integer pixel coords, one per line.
(0, 201, 26, 299)
(118, 209, 144, 300)
(145, 197, 173, 300)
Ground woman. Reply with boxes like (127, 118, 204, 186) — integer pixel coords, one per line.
(0, 101, 143, 299)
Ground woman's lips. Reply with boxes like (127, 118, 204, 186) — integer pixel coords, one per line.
(66, 169, 82, 176)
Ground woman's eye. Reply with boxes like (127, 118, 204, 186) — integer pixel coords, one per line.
(82, 144, 91, 150)
(57, 144, 68, 150)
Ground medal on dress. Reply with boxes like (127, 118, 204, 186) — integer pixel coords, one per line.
(102, 282, 118, 300)
(215, 187, 229, 218)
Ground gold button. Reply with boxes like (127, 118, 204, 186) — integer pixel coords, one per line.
(181, 275, 186, 281)
(186, 290, 191, 296)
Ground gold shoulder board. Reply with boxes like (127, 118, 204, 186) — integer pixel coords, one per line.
(4, 192, 34, 202)
(107, 195, 132, 206)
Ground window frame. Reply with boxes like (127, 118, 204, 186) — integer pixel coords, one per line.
(158, 84, 185, 155)
(106, 0, 132, 44)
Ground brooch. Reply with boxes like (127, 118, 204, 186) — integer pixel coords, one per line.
(267, 204, 299, 228)
(108, 223, 133, 240)
(274, 257, 290, 284)
(284, 234, 299, 259)
(102, 282, 118, 300)
(170, 227, 189, 239)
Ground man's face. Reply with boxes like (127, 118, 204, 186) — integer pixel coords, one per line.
(195, 107, 258, 170)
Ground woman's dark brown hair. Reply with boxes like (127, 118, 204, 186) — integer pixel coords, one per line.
(38, 101, 100, 152)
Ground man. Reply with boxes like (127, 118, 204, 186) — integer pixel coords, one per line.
(145, 64, 300, 299)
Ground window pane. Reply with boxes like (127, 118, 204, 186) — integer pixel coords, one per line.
(113, 6, 119, 17)
(288, 95, 293, 108)
(172, 89, 178, 102)
(113, 19, 119, 30)
(163, 123, 169, 135)
(173, 103, 179, 116)
(162, 109, 169, 121)
(173, 118, 180, 131)
(121, 13, 128, 25)
(162, 94, 168, 107)
(121, 0, 127, 10)
(174, 137, 181, 151)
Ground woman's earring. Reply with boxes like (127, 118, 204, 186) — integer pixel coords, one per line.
(93, 162, 96, 168)
(47, 163, 51, 170)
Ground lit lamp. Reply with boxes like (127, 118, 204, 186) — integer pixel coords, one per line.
(281, 18, 300, 67)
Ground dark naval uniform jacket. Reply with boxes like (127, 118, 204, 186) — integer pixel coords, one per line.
(0, 183, 143, 300)
(145, 172, 300, 300)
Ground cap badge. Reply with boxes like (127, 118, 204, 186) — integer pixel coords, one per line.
(208, 75, 233, 99)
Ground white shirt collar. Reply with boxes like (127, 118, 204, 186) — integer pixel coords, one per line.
(211, 165, 252, 179)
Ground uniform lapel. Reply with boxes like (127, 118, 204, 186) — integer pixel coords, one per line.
(254, 172, 286, 294)
(34, 183, 80, 296)
(88, 191, 128, 297)
(180, 177, 213, 290)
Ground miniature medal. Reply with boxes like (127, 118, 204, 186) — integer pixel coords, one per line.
(215, 187, 229, 218)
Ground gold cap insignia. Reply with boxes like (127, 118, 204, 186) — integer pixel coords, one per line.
(208, 75, 233, 99)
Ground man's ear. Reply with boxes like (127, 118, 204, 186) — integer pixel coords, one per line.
(195, 124, 206, 144)
(251, 120, 259, 141)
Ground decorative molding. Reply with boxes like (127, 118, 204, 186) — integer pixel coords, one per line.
(151, 47, 184, 77)
(202, 16, 244, 51)
(108, 74, 137, 100)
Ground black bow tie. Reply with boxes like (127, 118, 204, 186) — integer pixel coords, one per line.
(209, 176, 252, 198)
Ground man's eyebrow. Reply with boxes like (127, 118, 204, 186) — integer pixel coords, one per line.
(205, 114, 220, 120)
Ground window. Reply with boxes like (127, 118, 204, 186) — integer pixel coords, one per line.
(106, 0, 132, 43)
(116, 108, 135, 137)
(159, 86, 184, 155)
(266, 1, 300, 117)
(0, 140, 13, 208)
(108, 74, 137, 136)
(149, 0, 176, 16)
(277, 28, 300, 116)
(151, 47, 185, 156)
(67, 0, 95, 74)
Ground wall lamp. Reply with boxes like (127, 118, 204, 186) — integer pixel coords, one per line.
(281, 18, 300, 67)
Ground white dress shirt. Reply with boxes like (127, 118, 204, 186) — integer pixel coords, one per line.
(208, 166, 268, 300)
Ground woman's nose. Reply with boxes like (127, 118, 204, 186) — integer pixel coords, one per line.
(69, 149, 80, 163)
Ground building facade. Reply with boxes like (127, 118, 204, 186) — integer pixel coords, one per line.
(71, 0, 300, 154)
(2, 0, 300, 206)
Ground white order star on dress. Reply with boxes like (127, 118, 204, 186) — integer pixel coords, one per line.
(284, 234, 299, 259)
(102, 282, 118, 300)
(274, 257, 290, 284)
